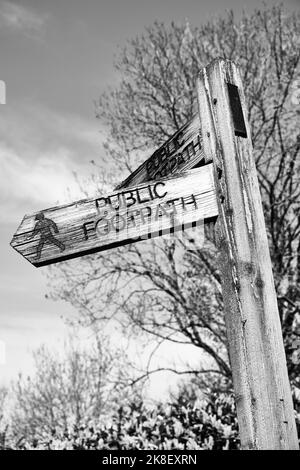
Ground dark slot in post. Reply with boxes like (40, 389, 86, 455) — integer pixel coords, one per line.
(227, 83, 247, 138)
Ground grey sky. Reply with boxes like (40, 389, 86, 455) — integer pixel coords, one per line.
(0, 0, 299, 394)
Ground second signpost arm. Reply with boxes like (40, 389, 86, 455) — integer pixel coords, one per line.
(197, 58, 298, 449)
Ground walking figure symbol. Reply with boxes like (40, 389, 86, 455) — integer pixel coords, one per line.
(30, 212, 65, 260)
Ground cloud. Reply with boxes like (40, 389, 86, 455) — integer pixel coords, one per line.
(0, 102, 103, 165)
(0, 143, 84, 223)
(0, 308, 70, 385)
(0, 103, 107, 224)
(0, 1, 47, 37)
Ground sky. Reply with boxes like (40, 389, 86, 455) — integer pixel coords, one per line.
(0, 0, 299, 399)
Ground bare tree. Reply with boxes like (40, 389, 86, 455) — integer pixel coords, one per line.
(0, 386, 9, 449)
(9, 335, 138, 442)
(48, 6, 300, 394)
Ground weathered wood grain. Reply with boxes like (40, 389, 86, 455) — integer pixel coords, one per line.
(11, 164, 218, 267)
(197, 58, 298, 449)
(116, 114, 206, 190)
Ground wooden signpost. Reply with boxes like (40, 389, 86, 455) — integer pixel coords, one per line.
(10, 58, 298, 449)
(10, 165, 217, 267)
(116, 113, 206, 190)
(196, 59, 298, 450)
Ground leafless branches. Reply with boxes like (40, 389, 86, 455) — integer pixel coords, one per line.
(49, 5, 300, 392)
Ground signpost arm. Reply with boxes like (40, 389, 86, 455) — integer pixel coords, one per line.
(197, 58, 299, 449)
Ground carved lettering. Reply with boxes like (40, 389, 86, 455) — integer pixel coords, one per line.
(82, 221, 94, 240)
(154, 203, 170, 221)
(95, 215, 110, 236)
(181, 194, 197, 211)
(95, 197, 107, 212)
(126, 209, 139, 228)
(153, 182, 167, 199)
(85, 192, 198, 240)
(166, 198, 180, 215)
(122, 191, 136, 208)
(146, 133, 202, 180)
(110, 213, 126, 232)
(136, 185, 153, 204)
(140, 206, 152, 224)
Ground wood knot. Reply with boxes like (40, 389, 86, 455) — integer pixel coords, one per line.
(219, 190, 225, 203)
(255, 276, 264, 289)
(244, 262, 255, 275)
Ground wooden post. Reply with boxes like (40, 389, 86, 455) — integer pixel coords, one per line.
(197, 58, 299, 450)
